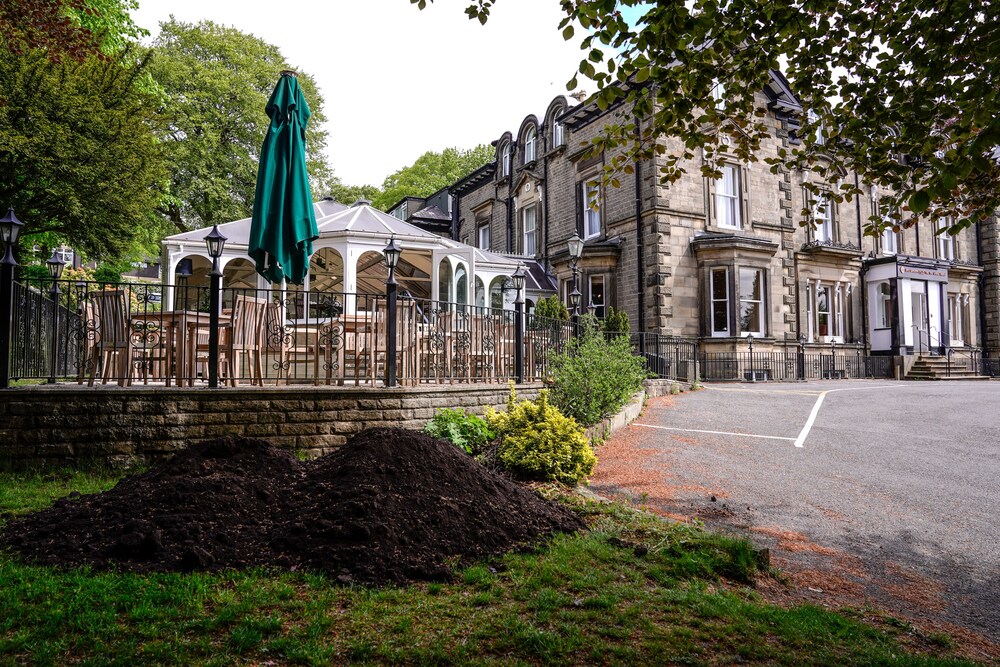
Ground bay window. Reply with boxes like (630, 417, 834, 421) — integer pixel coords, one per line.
(738, 268, 765, 335)
(806, 279, 850, 341)
(710, 268, 730, 336)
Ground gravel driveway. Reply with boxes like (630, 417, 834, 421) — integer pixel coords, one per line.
(590, 380, 1000, 645)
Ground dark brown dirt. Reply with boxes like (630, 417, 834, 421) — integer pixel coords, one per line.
(1, 429, 583, 585)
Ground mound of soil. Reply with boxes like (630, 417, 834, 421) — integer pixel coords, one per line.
(273, 428, 584, 584)
(1, 438, 303, 572)
(1, 429, 583, 584)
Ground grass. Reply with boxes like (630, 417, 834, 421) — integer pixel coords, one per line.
(0, 471, 982, 666)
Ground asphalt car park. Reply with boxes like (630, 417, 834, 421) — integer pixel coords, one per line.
(591, 379, 1000, 641)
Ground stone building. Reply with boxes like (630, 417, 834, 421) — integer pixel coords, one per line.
(402, 74, 999, 365)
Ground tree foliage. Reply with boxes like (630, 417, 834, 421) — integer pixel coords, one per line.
(0, 45, 167, 259)
(417, 0, 1000, 234)
(150, 19, 335, 232)
(0, 0, 145, 60)
(372, 145, 494, 210)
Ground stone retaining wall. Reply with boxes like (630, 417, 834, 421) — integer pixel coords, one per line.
(0, 384, 543, 471)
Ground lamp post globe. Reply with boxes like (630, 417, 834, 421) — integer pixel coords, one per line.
(567, 233, 583, 261)
(46, 250, 66, 281)
(511, 264, 526, 294)
(204, 225, 227, 261)
(383, 235, 402, 274)
(0, 208, 25, 265)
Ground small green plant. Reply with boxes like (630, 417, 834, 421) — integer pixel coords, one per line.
(485, 388, 596, 485)
(532, 295, 569, 324)
(548, 321, 647, 426)
(602, 306, 629, 336)
(424, 407, 494, 455)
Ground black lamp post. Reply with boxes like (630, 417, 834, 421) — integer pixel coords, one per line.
(46, 250, 66, 384)
(0, 207, 25, 389)
(798, 332, 806, 380)
(747, 332, 756, 382)
(204, 225, 227, 388)
(567, 233, 583, 334)
(512, 264, 526, 384)
(383, 235, 401, 388)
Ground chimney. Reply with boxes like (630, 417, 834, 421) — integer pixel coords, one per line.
(570, 90, 587, 104)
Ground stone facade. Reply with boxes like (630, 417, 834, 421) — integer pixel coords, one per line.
(441, 80, 1000, 359)
(0, 384, 542, 471)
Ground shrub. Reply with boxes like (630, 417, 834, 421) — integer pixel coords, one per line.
(532, 295, 569, 323)
(485, 388, 596, 485)
(548, 324, 647, 426)
(93, 262, 125, 284)
(603, 306, 629, 336)
(424, 407, 494, 455)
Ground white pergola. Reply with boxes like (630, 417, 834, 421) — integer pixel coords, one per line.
(160, 200, 523, 314)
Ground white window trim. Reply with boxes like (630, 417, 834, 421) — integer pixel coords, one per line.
(553, 120, 565, 147)
(524, 128, 536, 163)
(501, 143, 511, 177)
(812, 194, 833, 243)
(937, 219, 955, 261)
(877, 282, 892, 330)
(715, 165, 741, 229)
(738, 267, 765, 336)
(583, 181, 601, 239)
(478, 224, 490, 250)
(808, 280, 846, 343)
(710, 267, 730, 337)
(522, 206, 536, 256)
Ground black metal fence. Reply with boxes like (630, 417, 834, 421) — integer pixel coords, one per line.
(4, 278, 998, 387)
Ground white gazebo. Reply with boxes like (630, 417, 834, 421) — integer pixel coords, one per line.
(160, 199, 525, 315)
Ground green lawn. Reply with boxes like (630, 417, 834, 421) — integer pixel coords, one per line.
(0, 471, 980, 666)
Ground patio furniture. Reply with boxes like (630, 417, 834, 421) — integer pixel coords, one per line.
(223, 294, 269, 386)
(87, 290, 168, 386)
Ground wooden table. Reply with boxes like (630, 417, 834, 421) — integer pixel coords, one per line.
(139, 310, 230, 386)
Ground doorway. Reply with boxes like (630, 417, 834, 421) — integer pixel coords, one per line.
(911, 282, 929, 353)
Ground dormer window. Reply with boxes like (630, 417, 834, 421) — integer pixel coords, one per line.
(501, 143, 511, 177)
(523, 127, 536, 163)
(553, 120, 564, 147)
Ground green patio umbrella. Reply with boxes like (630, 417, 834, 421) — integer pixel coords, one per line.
(248, 71, 318, 285)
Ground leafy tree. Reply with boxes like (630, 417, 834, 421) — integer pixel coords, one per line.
(417, 0, 1000, 234)
(150, 20, 336, 232)
(0, 45, 167, 259)
(1, 0, 140, 60)
(372, 145, 494, 211)
(327, 181, 382, 206)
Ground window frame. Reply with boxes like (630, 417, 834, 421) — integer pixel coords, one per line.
(523, 127, 536, 163)
(936, 218, 956, 261)
(738, 267, 765, 336)
(812, 192, 834, 243)
(501, 143, 511, 178)
(589, 274, 606, 319)
(521, 205, 537, 257)
(477, 224, 490, 251)
(877, 282, 892, 330)
(583, 180, 601, 239)
(714, 164, 742, 229)
(552, 120, 564, 147)
(710, 267, 731, 337)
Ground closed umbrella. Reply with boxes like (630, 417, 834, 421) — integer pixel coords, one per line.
(249, 70, 318, 285)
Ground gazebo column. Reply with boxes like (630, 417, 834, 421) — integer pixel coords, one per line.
(466, 249, 475, 308)
(431, 249, 443, 303)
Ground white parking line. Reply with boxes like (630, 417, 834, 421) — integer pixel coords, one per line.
(635, 423, 797, 441)
(793, 384, 903, 448)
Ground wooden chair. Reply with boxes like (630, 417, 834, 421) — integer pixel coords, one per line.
(223, 294, 268, 386)
(87, 290, 142, 386)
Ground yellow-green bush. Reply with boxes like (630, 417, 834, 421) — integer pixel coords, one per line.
(485, 387, 596, 485)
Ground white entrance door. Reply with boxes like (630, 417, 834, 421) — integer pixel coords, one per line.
(911, 282, 929, 353)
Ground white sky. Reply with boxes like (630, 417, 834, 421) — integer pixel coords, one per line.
(132, 0, 588, 187)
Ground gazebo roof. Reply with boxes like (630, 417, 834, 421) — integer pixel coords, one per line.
(164, 198, 348, 244)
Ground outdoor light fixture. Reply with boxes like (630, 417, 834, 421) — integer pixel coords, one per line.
(382, 235, 402, 272)
(74, 281, 88, 304)
(0, 207, 24, 253)
(569, 287, 582, 310)
(511, 264, 526, 293)
(567, 233, 583, 261)
(203, 224, 227, 259)
(46, 250, 66, 281)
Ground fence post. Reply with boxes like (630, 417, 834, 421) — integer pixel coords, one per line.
(208, 267, 222, 388)
(0, 256, 12, 388)
(514, 300, 524, 384)
(385, 285, 397, 387)
(797, 334, 805, 381)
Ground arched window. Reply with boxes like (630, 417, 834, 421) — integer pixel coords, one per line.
(438, 259, 452, 304)
(501, 142, 511, 177)
(523, 127, 536, 163)
(475, 276, 486, 307)
(455, 264, 468, 306)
